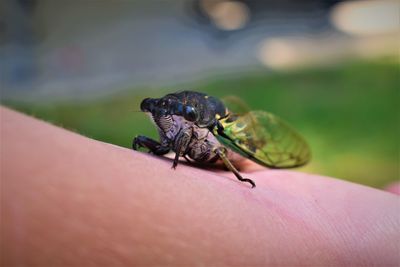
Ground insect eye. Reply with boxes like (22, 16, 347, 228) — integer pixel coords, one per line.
(140, 98, 154, 112)
(183, 105, 198, 122)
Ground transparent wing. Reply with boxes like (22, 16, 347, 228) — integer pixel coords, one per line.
(216, 111, 311, 168)
(222, 95, 250, 116)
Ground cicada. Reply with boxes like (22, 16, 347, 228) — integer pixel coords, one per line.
(133, 91, 310, 187)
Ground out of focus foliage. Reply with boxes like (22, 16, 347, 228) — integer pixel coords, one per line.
(6, 59, 399, 188)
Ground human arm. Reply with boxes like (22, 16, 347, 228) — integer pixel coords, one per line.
(1, 107, 399, 266)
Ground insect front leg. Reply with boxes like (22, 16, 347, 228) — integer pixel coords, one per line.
(132, 135, 170, 155)
(214, 147, 256, 188)
(172, 128, 192, 169)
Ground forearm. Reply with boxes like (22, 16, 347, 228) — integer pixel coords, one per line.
(1, 107, 399, 266)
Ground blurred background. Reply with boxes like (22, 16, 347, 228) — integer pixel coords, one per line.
(1, 0, 398, 188)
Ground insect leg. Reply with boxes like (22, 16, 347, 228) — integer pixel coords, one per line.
(132, 135, 170, 155)
(172, 128, 192, 169)
(214, 147, 256, 188)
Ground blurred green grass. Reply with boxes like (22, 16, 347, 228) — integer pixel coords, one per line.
(4, 59, 399, 188)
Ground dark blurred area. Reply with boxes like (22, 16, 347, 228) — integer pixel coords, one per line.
(1, 0, 399, 187)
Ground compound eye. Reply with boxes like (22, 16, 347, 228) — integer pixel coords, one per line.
(140, 98, 154, 112)
(183, 105, 198, 122)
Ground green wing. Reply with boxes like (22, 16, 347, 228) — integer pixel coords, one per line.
(222, 95, 250, 115)
(216, 111, 311, 168)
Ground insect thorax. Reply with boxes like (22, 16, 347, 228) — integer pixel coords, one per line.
(150, 114, 221, 162)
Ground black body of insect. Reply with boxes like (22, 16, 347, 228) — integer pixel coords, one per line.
(133, 91, 311, 188)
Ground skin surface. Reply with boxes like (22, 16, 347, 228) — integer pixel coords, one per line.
(1, 106, 399, 266)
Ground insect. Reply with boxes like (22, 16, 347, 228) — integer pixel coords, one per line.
(132, 91, 311, 188)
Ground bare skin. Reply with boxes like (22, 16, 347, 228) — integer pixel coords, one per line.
(1, 107, 399, 266)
